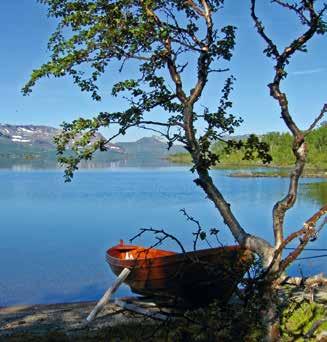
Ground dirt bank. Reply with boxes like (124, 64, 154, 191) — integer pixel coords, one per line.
(0, 300, 150, 341)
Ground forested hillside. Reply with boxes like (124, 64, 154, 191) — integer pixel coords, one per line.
(169, 124, 327, 169)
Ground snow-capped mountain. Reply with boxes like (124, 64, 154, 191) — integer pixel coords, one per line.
(0, 124, 124, 152)
(0, 124, 184, 168)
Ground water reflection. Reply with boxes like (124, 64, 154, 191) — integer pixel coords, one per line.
(302, 181, 327, 206)
(0, 158, 182, 171)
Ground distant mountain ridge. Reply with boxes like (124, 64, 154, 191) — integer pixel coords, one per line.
(0, 124, 123, 152)
(117, 136, 184, 157)
(0, 124, 184, 168)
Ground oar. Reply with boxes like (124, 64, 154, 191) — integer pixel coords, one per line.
(86, 267, 131, 322)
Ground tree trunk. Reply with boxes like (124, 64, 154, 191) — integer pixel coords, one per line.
(259, 282, 281, 342)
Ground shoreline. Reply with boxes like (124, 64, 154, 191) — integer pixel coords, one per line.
(167, 157, 327, 177)
(0, 300, 144, 340)
(228, 170, 327, 178)
(1, 283, 326, 340)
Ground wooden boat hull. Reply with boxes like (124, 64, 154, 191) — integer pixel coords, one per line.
(106, 243, 253, 305)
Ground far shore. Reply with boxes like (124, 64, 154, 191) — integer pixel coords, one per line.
(228, 170, 327, 178)
(168, 159, 327, 178)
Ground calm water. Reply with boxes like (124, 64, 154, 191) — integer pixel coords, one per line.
(0, 167, 326, 307)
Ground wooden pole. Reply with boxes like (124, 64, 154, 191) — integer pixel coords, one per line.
(114, 298, 168, 321)
(86, 267, 131, 322)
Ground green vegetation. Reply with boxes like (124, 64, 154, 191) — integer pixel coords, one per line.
(169, 124, 327, 170)
(281, 300, 327, 341)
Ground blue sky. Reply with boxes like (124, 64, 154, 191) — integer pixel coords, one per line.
(0, 0, 326, 141)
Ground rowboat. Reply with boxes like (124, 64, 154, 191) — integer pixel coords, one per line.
(106, 240, 253, 305)
(87, 241, 253, 321)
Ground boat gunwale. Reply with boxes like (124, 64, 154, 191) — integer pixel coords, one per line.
(106, 244, 252, 269)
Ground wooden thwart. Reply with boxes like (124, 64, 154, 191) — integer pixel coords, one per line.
(86, 267, 131, 322)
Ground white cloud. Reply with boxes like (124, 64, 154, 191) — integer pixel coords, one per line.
(291, 68, 326, 75)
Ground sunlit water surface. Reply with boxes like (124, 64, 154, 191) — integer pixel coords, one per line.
(0, 167, 326, 306)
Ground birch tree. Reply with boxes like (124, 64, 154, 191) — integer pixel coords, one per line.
(24, 0, 327, 339)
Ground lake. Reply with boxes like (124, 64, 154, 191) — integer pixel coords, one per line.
(0, 167, 326, 307)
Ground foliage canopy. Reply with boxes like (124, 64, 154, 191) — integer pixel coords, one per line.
(23, 0, 273, 181)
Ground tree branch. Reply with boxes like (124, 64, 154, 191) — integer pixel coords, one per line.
(185, 0, 205, 17)
(250, 0, 280, 59)
(180, 208, 212, 250)
(264, 205, 327, 282)
(278, 205, 327, 274)
(305, 103, 327, 134)
(272, 0, 311, 26)
(189, 1, 213, 105)
(140, 1, 187, 103)
(129, 227, 186, 254)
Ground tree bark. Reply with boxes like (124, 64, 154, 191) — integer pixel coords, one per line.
(261, 285, 281, 342)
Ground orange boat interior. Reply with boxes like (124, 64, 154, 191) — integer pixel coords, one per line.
(108, 240, 176, 261)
